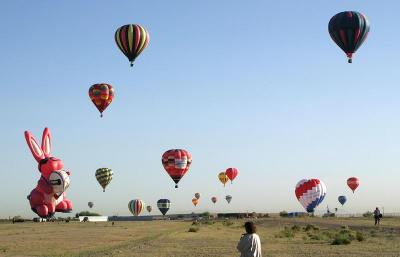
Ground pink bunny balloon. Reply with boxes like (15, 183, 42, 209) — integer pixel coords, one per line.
(25, 127, 72, 218)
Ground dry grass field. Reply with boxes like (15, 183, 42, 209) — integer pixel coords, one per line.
(1, 217, 400, 257)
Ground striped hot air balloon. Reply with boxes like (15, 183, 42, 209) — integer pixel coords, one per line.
(218, 172, 229, 187)
(328, 11, 370, 63)
(95, 168, 113, 192)
(88, 84, 114, 117)
(162, 149, 192, 188)
(115, 24, 150, 66)
(157, 199, 171, 216)
(128, 199, 145, 216)
(295, 179, 326, 213)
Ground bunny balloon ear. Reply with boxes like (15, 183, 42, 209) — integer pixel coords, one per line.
(25, 131, 45, 162)
(41, 127, 51, 158)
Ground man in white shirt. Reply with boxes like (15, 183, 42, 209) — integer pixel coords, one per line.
(237, 221, 262, 257)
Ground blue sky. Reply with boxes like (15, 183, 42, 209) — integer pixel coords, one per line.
(1, 0, 400, 218)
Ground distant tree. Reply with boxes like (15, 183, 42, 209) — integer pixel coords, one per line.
(363, 211, 373, 218)
(279, 211, 288, 217)
(78, 211, 101, 216)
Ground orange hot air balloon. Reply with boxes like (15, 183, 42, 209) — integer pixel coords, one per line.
(347, 177, 360, 193)
(192, 198, 199, 206)
(218, 172, 229, 187)
(88, 84, 114, 117)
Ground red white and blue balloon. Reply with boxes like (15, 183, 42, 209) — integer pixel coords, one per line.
(295, 179, 326, 213)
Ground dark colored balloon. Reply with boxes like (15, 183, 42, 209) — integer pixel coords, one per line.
(338, 195, 347, 206)
(157, 199, 171, 216)
(328, 11, 370, 63)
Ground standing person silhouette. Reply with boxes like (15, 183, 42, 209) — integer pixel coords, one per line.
(373, 207, 382, 226)
(237, 221, 262, 257)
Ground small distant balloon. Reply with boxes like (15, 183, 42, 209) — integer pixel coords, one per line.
(88, 202, 94, 208)
(347, 177, 359, 193)
(225, 195, 232, 204)
(225, 168, 239, 184)
(195, 193, 200, 200)
(338, 195, 347, 206)
(211, 197, 217, 204)
(192, 198, 199, 207)
(146, 205, 152, 213)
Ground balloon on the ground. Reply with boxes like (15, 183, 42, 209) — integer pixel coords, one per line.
(88, 202, 94, 208)
(88, 84, 114, 117)
(225, 168, 239, 184)
(128, 199, 145, 216)
(328, 11, 370, 63)
(95, 168, 113, 192)
(115, 24, 149, 67)
(218, 172, 229, 187)
(195, 193, 200, 199)
(157, 199, 171, 216)
(295, 178, 326, 213)
(338, 196, 347, 206)
(162, 149, 192, 188)
(192, 198, 199, 206)
(25, 127, 73, 218)
(146, 205, 152, 213)
(211, 197, 217, 204)
(347, 177, 360, 193)
(225, 195, 232, 204)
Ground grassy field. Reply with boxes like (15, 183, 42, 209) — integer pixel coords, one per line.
(1, 217, 400, 257)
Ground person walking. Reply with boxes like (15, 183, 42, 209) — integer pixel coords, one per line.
(237, 221, 262, 257)
(373, 207, 382, 226)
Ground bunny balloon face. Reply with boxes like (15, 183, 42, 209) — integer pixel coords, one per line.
(25, 127, 72, 218)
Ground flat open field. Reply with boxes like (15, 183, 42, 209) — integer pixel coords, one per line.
(1, 217, 400, 257)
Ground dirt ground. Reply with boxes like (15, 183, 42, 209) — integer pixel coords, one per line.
(1, 217, 400, 257)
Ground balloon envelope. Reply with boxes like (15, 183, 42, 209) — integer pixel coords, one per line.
(128, 199, 145, 216)
(225, 195, 232, 204)
(95, 168, 113, 192)
(211, 197, 217, 204)
(88, 202, 94, 208)
(115, 24, 149, 66)
(162, 149, 192, 188)
(194, 193, 200, 200)
(295, 179, 326, 213)
(347, 177, 360, 193)
(157, 199, 171, 216)
(218, 172, 229, 186)
(338, 195, 347, 206)
(192, 198, 199, 206)
(146, 205, 152, 213)
(328, 11, 370, 63)
(225, 168, 239, 183)
(88, 84, 114, 117)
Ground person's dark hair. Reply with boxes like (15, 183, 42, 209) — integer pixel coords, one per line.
(244, 221, 256, 234)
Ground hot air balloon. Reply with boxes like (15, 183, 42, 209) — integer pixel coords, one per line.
(195, 193, 200, 200)
(162, 149, 192, 188)
(88, 202, 94, 208)
(192, 198, 199, 207)
(225, 195, 232, 204)
(347, 177, 360, 193)
(146, 205, 152, 213)
(211, 197, 217, 204)
(328, 11, 370, 63)
(95, 168, 113, 192)
(115, 24, 149, 67)
(128, 199, 145, 216)
(218, 172, 229, 187)
(338, 195, 347, 206)
(88, 84, 114, 117)
(157, 199, 171, 216)
(225, 168, 239, 184)
(295, 179, 326, 213)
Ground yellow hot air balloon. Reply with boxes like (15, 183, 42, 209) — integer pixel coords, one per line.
(95, 168, 113, 192)
(192, 198, 199, 206)
(218, 172, 229, 187)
